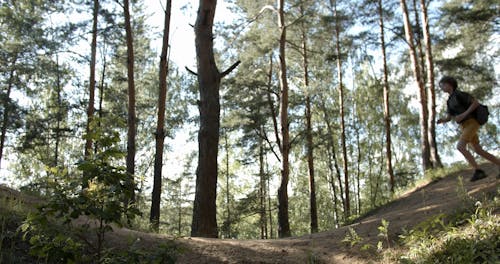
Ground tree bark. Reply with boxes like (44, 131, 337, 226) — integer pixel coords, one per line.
(277, 0, 291, 238)
(190, 0, 240, 238)
(420, 0, 442, 168)
(150, 0, 172, 232)
(378, 0, 395, 193)
(400, 0, 431, 171)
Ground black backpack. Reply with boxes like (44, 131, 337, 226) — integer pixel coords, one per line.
(450, 90, 489, 126)
(474, 104, 489, 125)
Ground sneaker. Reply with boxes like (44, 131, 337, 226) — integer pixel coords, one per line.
(470, 169, 487, 182)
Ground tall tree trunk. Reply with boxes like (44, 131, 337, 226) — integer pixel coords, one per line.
(420, 0, 442, 168)
(277, 0, 291, 238)
(300, 4, 318, 234)
(83, 0, 98, 188)
(400, 0, 431, 171)
(124, 0, 137, 204)
(330, 0, 350, 218)
(0, 56, 17, 170)
(191, 0, 220, 238)
(190, 0, 240, 238)
(378, 0, 395, 193)
(150, 0, 172, 232)
(85, 0, 98, 162)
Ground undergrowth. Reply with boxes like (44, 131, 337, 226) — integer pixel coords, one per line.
(1, 189, 182, 264)
(386, 185, 499, 264)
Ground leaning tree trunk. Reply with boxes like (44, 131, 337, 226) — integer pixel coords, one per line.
(300, 5, 318, 233)
(378, 0, 395, 193)
(400, 0, 431, 171)
(277, 0, 291, 238)
(150, 0, 172, 232)
(190, 0, 240, 238)
(420, 0, 442, 168)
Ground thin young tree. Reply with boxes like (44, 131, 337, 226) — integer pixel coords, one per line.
(150, 0, 172, 232)
(190, 0, 240, 238)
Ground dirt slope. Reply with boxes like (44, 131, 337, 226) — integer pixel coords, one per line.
(2, 164, 498, 263)
(103, 163, 498, 264)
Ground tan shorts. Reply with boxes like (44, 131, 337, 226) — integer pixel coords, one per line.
(459, 118, 480, 145)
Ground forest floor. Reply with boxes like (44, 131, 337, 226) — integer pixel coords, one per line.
(107, 163, 499, 264)
(1, 163, 498, 263)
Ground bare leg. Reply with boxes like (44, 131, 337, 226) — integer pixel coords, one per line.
(471, 143, 500, 166)
(457, 140, 478, 170)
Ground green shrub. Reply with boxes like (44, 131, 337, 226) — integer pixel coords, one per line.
(20, 128, 142, 263)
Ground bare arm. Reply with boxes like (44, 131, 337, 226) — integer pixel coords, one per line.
(437, 114, 452, 124)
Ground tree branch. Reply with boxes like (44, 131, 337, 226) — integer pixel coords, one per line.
(254, 127, 281, 163)
(185, 66, 198, 76)
(220, 60, 241, 78)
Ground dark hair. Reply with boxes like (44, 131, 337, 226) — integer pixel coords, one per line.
(439, 76, 458, 90)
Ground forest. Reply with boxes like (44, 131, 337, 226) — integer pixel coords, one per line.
(0, 0, 499, 262)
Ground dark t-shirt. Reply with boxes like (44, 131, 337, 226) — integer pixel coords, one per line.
(447, 90, 474, 122)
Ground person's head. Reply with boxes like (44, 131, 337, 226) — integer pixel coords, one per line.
(439, 76, 457, 93)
